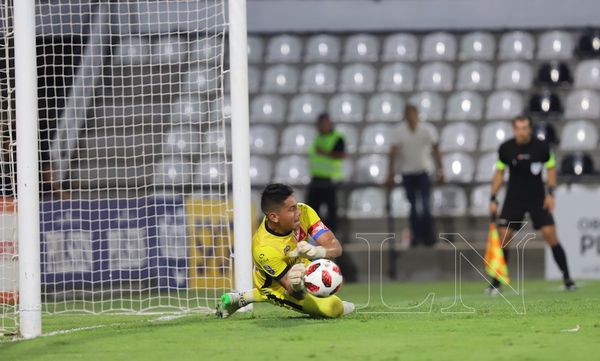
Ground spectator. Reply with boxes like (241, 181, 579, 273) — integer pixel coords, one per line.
(306, 112, 346, 232)
(386, 105, 444, 247)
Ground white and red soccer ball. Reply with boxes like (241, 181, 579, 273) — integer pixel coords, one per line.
(303, 259, 343, 297)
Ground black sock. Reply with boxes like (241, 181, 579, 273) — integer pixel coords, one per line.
(551, 244, 571, 281)
(491, 248, 510, 287)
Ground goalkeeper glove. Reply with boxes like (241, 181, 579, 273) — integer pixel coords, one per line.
(289, 241, 327, 260)
(288, 263, 306, 293)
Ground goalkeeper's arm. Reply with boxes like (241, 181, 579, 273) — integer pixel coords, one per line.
(289, 232, 342, 260)
(279, 263, 307, 299)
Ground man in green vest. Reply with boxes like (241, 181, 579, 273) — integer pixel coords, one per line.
(307, 112, 346, 232)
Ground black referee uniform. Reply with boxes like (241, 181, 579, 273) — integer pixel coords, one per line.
(496, 137, 555, 230)
(492, 136, 575, 290)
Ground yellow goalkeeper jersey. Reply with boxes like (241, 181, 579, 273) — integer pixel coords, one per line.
(252, 203, 330, 289)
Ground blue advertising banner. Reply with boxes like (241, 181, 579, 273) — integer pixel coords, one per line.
(40, 197, 189, 290)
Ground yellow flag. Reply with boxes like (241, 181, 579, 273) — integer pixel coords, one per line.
(484, 223, 510, 285)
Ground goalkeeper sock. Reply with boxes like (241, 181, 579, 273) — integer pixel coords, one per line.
(550, 244, 571, 281)
(239, 288, 264, 304)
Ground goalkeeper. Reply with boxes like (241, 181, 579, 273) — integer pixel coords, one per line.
(216, 183, 355, 318)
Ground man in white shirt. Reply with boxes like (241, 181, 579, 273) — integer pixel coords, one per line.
(386, 105, 444, 247)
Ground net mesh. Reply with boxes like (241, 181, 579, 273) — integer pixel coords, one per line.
(0, 0, 17, 335)
(34, 0, 232, 315)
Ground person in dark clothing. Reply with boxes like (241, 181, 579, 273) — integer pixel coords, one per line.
(488, 115, 576, 294)
(306, 113, 346, 232)
(386, 105, 444, 247)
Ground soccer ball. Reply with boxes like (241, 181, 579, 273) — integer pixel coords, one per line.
(303, 259, 343, 297)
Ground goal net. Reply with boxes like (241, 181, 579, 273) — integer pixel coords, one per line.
(1, 0, 241, 326)
(0, 0, 17, 336)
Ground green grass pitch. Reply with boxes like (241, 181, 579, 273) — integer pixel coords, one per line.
(2, 280, 600, 361)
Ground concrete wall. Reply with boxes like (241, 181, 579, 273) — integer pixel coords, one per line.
(247, 0, 600, 33)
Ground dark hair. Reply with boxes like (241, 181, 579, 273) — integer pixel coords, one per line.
(511, 115, 533, 127)
(261, 183, 294, 214)
(317, 112, 330, 123)
(404, 104, 418, 115)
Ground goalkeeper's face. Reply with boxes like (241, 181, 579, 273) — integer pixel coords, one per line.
(273, 194, 301, 232)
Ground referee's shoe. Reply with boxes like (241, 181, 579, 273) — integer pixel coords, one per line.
(564, 278, 577, 291)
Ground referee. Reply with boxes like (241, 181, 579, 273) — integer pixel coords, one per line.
(488, 115, 575, 293)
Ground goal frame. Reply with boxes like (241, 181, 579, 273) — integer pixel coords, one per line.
(14, 0, 253, 339)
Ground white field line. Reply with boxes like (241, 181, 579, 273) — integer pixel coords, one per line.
(0, 313, 199, 343)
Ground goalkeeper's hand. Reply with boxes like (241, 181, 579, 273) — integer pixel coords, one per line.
(289, 241, 327, 260)
(288, 263, 306, 293)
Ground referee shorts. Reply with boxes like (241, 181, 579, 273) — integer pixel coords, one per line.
(498, 197, 554, 231)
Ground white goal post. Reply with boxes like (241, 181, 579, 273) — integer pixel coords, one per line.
(1, 0, 253, 339)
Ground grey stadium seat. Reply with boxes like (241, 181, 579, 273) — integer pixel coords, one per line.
(421, 32, 457, 61)
(355, 154, 388, 184)
(336, 123, 358, 154)
(202, 126, 231, 154)
(340, 63, 376, 93)
(301, 64, 338, 93)
(279, 124, 317, 154)
(343, 34, 379, 62)
(247, 36, 264, 64)
(348, 187, 386, 219)
(288, 94, 326, 123)
(564, 90, 600, 119)
(250, 94, 286, 123)
(221, 95, 232, 121)
(470, 186, 505, 217)
(153, 156, 193, 186)
(343, 159, 354, 181)
(496, 61, 534, 90)
(432, 185, 467, 217)
(163, 125, 201, 154)
(445, 91, 484, 121)
(360, 123, 394, 154)
(459, 32, 495, 61)
(367, 93, 405, 122)
(183, 66, 220, 94)
(249, 125, 278, 155)
(152, 35, 187, 65)
(248, 66, 261, 94)
(190, 36, 223, 65)
(441, 152, 475, 183)
(499, 31, 535, 60)
(262, 64, 299, 94)
(304, 34, 341, 63)
(249, 156, 272, 186)
(114, 36, 151, 65)
(328, 93, 365, 123)
(537, 30, 575, 60)
(439, 122, 478, 153)
(485, 91, 523, 120)
(475, 152, 499, 182)
(559, 120, 598, 151)
(418, 62, 454, 92)
(378, 63, 415, 92)
(409, 92, 444, 122)
(382, 33, 419, 62)
(194, 159, 231, 185)
(266, 35, 302, 63)
(203, 94, 228, 125)
(574, 60, 600, 89)
(170, 95, 207, 124)
(480, 121, 512, 152)
(456, 61, 494, 91)
(274, 156, 310, 185)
